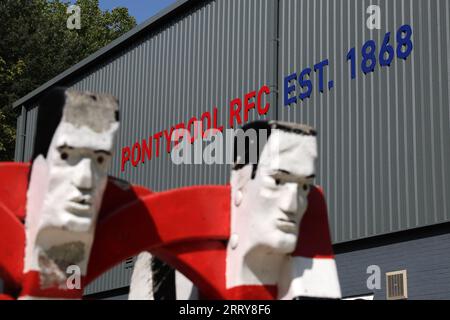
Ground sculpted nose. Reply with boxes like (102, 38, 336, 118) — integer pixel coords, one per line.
(280, 183, 299, 214)
(72, 158, 93, 190)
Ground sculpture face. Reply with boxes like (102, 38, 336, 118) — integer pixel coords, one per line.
(43, 121, 115, 232)
(232, 128, 317, 254)
(227, 123, 318, 288)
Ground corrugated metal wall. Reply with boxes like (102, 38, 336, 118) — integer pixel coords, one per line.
(69, 0, 277, 191)
(14, 108, 25, 162)
(84, 259, 135, 295)
(13, 0, 450, 294)
(23, 107, 38, 161)
(279, 0, 450, 243)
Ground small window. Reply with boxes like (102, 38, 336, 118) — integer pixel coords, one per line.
(386, 270, 408, 300)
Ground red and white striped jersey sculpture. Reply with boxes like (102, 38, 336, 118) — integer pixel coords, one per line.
(0, 89, 340, 299)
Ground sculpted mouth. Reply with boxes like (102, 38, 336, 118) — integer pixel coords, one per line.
(66, 196, 93, 217)
(276, 217, 297, 233)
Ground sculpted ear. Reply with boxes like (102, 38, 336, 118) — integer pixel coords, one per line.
(230, 165, 253, 192)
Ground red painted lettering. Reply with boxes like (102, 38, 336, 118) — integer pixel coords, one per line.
(244, 90, 256, 122)
(131, 142, 141, 167)
(163, 127, 175, 153)
(213, 107, 223, 132)
(121, 147, 131, 172)
(154, 132, 163, 158)
(141, 138, 152, 163)
(257, 85, 271, 115)
(229, 98, 242, 128)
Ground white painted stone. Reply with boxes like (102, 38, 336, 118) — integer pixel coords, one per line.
(175, 271, 198, 300)
(278, 257, 342, 299)
(129, 252, 154, 300)
(229, 234, 239, 250)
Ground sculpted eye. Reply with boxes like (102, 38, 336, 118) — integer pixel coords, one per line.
(97, 156, 104, 164)
(303, 184, 309, 191)
(273, 176, 284, 185)
(60, 152, 68, 160)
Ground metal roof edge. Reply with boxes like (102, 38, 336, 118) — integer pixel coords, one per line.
(13, 0, 197, 108)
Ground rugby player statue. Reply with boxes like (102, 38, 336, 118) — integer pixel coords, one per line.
(0, 88, 152, 299)
(226, 121, 341, 299)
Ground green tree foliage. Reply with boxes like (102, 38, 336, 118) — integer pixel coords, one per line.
(0, 0, 136, 161)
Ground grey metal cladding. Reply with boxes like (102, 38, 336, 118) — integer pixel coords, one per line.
(69, 0, 277, 193)
(279, 0, 450, 243)
(14, 109, 25, 162)
(84, 261, 133, 295)
(22, 106, 38, 162)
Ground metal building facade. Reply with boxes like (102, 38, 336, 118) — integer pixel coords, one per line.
(12, 0, 450, 296)
(278, 0, 450, 242)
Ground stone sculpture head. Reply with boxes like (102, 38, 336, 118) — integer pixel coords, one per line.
(227, 120, 317, 288)
(24, 88, 119, 290)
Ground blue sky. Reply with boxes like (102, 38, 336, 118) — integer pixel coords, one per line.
(99, 0, 178, 24)
(69, 0, 178, 24)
